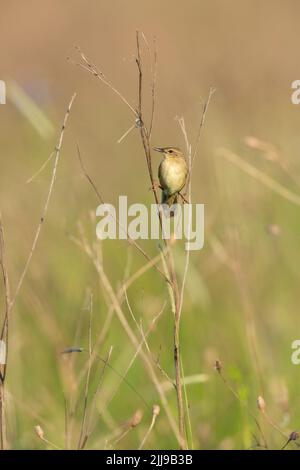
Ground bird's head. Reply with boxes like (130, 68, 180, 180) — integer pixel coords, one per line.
(153, 147, 184, 158)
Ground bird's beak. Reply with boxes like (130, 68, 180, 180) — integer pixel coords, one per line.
(153, 147, 164, 153)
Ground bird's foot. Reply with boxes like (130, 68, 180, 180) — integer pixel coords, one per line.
(149, 180, 162, 191)
(179, 192, 189, 204)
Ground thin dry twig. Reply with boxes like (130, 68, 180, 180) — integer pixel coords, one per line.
(215, 361, 268, 449)
(141, 32, 157, 139)
(76, 144, 168, 283)
(73, 241, 169, 389)
(72, 46, 137, 117)
(79, 346, 113, 450)
(107, 409, 143, 448)
(91, 245, 182, 446)
(73, 231, 167, 407)
(124, 289, 172, 382)
(78, 292, 93, 449)
(80, 346, 151, 449)
(0, 217, 10, 450)
(135, 32, 185, 447)
(139, 404, 160, 449)
(256, 395, 291, 442)
(176, 117, 192, 318)
(281, 431, 300, 450)
(175, 89, 214, 449)
(73, 35, 188, 448)
(11, 93, 77, 310)
(34, 425, 61, 450)
(217, 147, 300, 207)
(192, 88, 216, 165)
(0, 218, 11, 361)
(117, 123, 136, 144)
(26, 151, 55, 184)
(0, 93, 76, 450)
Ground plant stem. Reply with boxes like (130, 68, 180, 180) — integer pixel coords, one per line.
(135, 31, 186, 448)
(0, 383, 6, 450)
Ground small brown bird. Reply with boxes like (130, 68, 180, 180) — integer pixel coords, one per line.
(154, 147, 188, 208)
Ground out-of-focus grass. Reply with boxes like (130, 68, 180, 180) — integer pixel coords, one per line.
(1, 0, 300, 450)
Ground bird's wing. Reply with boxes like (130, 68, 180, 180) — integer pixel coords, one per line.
(158, 159, 167, 190)
(178, 158, 189, 192)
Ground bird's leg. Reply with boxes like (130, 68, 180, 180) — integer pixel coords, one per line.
(149, 180, 162, 191)
(178, 191, 189, 204)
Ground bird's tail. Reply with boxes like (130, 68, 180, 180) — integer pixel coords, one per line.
(161, 191, 178, 217)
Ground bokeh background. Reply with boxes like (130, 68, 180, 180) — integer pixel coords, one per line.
(1, 0, 300, 450)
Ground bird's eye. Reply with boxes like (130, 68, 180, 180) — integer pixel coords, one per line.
(168, 149, 173, 154)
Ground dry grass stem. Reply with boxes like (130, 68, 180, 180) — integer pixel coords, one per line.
(139, 404, 160, 449)
(34, 425, 61, 450)
(73, 33, 213, 449)
(216, 361, 268, 448)
(217, 147, 300, 207)
(0, 93, 76, 450)
(77, 292, 93, 449)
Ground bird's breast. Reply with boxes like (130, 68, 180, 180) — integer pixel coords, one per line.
(159, 157, 187, 194)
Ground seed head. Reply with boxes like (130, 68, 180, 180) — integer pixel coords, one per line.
(130, 409, 143, 428)
(34, 425, 45, 440)
(215, 359, 222, 373)
(257, 395, 266, 412)
(289, 431, 299, 442)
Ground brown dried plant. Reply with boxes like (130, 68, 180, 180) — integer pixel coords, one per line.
(72, 32, 213, 449)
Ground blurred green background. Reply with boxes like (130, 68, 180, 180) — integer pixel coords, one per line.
(1, 0, 300, 450)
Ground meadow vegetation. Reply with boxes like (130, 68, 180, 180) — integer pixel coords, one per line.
(0, 0, 300, 450)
